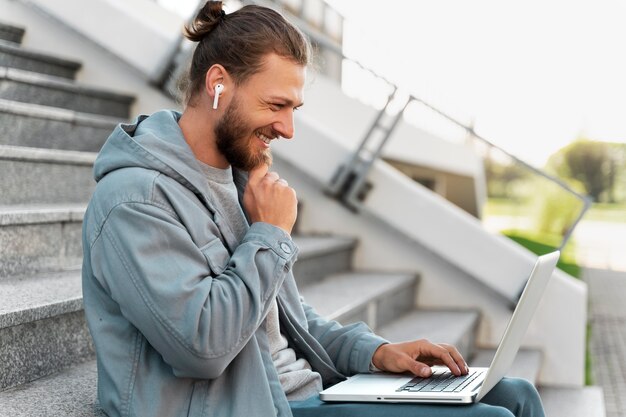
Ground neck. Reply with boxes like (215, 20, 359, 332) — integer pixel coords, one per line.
(179, 104, 229, 169)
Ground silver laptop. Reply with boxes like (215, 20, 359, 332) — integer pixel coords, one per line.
(320, 251, 560, 404)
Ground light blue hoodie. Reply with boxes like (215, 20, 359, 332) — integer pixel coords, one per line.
(81, 110, 387, 417)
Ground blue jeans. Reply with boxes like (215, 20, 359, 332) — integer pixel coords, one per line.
(289, 377, 545, 417)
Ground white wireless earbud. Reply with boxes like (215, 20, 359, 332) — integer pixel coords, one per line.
(213, 83, 224, 109)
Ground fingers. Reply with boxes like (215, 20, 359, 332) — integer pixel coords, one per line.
(264, 171, 280, 182)
(420, 342, 466, 376)
(242, 167, 297, 234)
(404, 357, 433, 378)
(248, 163, 269, 184)
(371, 341, 469, 379)
(255, 171, 289, 186)
(441, 343, 469, 375)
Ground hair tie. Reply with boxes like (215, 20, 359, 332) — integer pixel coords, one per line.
(220, 10, 226, 19)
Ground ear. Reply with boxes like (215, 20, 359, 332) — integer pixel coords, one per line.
(204, 64, 229, 99)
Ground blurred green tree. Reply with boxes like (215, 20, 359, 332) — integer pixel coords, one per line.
(547, 138, 619, 203)
(484, 156, 529, 199)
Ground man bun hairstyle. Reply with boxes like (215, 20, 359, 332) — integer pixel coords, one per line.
(181, 1, 311, 106)
(183, 1, 225, 42)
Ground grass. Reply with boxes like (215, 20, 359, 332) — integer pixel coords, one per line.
(586, 323, 594, 386)
(502, 230, 581, 278)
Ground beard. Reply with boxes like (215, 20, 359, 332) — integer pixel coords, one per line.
(215, 95, 273, 171)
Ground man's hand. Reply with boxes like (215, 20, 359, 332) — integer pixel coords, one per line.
(243, 164, 297, 234)
(371, 340, 469, 378)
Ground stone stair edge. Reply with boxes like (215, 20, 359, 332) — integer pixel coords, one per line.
(377, 308, 481, 344)
(0, 66, 135, 102)
(0, 97, 123, 126)
(0, 359, 103, 417)
(0, 269, 82, 328)
(300, 270, 418, 320)
(0, 203, 86, 226)
(292, 234, 358, 259)
(539, 386, 606, 417)
(0, 144, 97, 165)
(0, 39, 82, 70)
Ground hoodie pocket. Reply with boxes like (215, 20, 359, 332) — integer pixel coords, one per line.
(200, 238, 230, 275)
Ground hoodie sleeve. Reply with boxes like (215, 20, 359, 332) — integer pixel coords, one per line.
(89, 201, 296, 379)
(300, 299, 389, 375)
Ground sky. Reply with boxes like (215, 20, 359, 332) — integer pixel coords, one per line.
(325, 0, 626, 167)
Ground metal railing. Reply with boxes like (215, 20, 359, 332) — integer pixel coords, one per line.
(327, 85, 592, 249)
(152, 0, 592, 251)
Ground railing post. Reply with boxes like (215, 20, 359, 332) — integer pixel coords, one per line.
(325, 87, 398, 202)
(149, 0, 206, 89)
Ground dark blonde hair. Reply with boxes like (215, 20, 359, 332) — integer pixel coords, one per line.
(181, 1, 311, 105)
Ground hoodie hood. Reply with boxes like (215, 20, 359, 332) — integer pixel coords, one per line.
(94, 110, 214, 199)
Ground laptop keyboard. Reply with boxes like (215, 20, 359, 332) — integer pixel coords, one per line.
(396, 369, 484, 393)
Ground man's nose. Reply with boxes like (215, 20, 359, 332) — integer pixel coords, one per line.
(274, 110, 295, 139)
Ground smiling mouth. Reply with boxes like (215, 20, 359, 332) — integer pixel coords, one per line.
(255, 131, 276, 145)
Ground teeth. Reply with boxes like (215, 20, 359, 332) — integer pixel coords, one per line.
(256, 132, 273, 144)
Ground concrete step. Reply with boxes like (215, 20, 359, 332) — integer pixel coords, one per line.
(0, 98, 118, 151)
(540, 386, 606, 417)
(0, 204, 84, 277)
(377, 309, 481, 360)
(0, 234, 356, 389)
(0, 67, 134, 118)
(0, 360, 102, 417)
(0, 145, 96, 205)
(0, 269, 94, 390)
(0, 201, 354, 279)
(300, 271, 418, 330)
(470, 348, 543, 386)
(0, 40, 81, 79)
(291, 235, 357, 287)
(0, 21, 25, 45)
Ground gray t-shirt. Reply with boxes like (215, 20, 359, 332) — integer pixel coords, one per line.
(198, 161, 323, 401)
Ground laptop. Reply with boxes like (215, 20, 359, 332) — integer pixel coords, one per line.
(320, 251, 560, 404)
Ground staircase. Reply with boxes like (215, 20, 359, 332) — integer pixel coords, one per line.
(0, 19, 605, 417)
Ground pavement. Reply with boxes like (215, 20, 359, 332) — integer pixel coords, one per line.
(584, 267, 626, 417)
(573, 218, 626, 417)
(574, 221, 626, 272)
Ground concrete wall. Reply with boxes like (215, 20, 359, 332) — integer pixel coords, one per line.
(386, 158, 480, 217)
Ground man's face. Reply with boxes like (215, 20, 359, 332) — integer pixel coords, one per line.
(215, 53, 306, 171)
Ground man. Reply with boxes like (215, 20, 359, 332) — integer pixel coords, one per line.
(82, 2, 545, 416)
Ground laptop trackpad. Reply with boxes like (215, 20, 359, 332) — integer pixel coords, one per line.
(340, 373, 413, 394)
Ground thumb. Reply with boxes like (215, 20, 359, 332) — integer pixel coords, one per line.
(248, 163, 269, 184)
